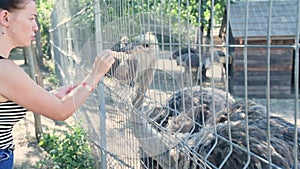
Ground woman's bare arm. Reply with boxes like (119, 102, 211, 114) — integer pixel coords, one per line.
(0, 50, 115, 121)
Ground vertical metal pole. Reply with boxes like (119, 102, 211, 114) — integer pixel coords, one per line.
(94, 1, 107, 169)
(243, 1, 251, 168)
(294, 0, 299, 167)
(266, 0, 273, 167)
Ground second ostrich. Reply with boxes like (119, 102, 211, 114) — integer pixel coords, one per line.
(131, 86, 300, 169)
(171, 47, 221, 84)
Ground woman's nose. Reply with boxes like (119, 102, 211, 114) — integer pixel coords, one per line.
(33, 21, 39, 32)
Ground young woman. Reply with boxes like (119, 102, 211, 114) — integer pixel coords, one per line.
(0, 0, 115, 168)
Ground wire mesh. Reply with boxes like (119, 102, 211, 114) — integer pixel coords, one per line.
(49, 0, 299, 168)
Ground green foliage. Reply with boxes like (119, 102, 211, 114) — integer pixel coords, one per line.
(36, 0, 55, 59)
(44, 61, 59, 87)
(46, 73, 59, 87)
(37, 124, 96, 169)
(125, 0, 226, 32)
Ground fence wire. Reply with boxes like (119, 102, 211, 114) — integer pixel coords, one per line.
(50, 0, 299, 168)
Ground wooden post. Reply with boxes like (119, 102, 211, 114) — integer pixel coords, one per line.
(24, 46, 43, 141)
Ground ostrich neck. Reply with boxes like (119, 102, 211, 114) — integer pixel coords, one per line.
(130, 107, 177, 168)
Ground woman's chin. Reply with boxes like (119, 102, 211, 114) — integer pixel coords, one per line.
(20, 42, 33, 48)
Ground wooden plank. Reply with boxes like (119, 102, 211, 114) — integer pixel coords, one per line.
(232, 85, 293, 98)
(232, 91, 294, 99)
(232, 79, 291, 86)
(234, 59, 293, 66)
(234, 65, 292, 71)
(235, 54, 293, 62)
(234, 48, 293, 57)
(233, 70, 292, 77)
(233, 85, 291, 91)
(232, 90, 292, 96)
(232, 74, 291, 81)
(232, 73, 291, 81)
(233, 56, 293, 71)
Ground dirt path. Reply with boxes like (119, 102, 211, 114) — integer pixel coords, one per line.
(13, 112, 75, 169)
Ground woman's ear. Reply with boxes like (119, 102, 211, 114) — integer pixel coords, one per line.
(0, 10, 10, 27)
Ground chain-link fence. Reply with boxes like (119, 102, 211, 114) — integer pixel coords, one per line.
(50, 0, 299, 168)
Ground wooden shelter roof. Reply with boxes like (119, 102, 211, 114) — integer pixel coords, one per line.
(229, 0, 299, 39)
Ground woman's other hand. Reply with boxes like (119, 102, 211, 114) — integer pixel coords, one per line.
(52, 83, 79, 99)
(89, 50, 116, 85)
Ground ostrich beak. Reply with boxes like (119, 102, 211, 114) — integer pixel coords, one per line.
(121, 43, 140, 53)
(121, 42, 146, 54)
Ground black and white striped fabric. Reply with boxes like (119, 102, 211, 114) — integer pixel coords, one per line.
(0, 56, 28, 149)
(0, 101, 27, 149)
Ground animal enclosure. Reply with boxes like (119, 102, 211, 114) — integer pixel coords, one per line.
(50, 0, 299, 168)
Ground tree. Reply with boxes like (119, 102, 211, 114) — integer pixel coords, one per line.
(36, 0, 55, 68)
(126, 0, 226, 39)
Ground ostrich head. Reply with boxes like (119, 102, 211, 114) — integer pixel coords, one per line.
(114, 32, 158, 84)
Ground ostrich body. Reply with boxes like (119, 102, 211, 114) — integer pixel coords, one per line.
(149, 86, 235, 133)
(131, 86, 299, 169)
(171, 47, 221, 83)
(196, 100, 300, 169)
(131, 86, 235, 168)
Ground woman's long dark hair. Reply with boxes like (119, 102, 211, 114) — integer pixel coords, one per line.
(0, 0, 35, 11)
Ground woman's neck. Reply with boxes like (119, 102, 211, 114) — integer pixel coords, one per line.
(0, 35, 14, 58)
(0, 47, 12, 59)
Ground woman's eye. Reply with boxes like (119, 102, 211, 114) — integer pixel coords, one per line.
(30, 17, 36, 20)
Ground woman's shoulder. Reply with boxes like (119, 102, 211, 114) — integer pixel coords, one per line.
(0, 59, 26, 74)
(0, 59, 32, 99)
(0, 59, 26, 83)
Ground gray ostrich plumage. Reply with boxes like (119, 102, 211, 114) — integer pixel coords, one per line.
(109, 32, 158, 88)
(136, 86, 235, 169)
(195, 100, 300, 169)
(135, 86, 299, 169)
(171, 47, 221, 83)
(148, 86, 235, 134)
(107, 35, 129, 78)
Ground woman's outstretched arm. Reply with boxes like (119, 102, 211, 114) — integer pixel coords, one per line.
(0, 50, 115, 121)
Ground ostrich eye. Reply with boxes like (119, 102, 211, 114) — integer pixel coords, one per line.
(143, 44, 150, 48)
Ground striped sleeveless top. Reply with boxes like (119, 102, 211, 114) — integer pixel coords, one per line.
(0, 56, 27, 149)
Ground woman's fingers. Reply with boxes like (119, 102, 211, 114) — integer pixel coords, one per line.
(105, 54, 116, 64)
(91, 50, 116, 80)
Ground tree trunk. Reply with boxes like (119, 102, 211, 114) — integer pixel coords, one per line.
(35, 18, 46, 70)
(23, 47, 44, 142)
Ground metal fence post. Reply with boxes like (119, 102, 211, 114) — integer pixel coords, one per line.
(94, 0, 107, 169)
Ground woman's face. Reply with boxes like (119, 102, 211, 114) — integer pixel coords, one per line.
(8, 1, 38, 47)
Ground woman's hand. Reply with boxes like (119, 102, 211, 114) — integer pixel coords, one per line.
(53, 83, 79, 99)
(51, 50, 115, 100)
(89, 50, 116, 85)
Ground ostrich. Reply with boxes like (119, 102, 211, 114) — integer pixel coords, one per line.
(107, 35, 129, 77)
(110, 32, 158, 106)
(130, 86, 300, 169)
(108, 32, 158, 87)
(195, 100, 300, 169)
(110, 35, 129, 52)
(130, 86, 235, 168)
(171, 47, 221, 84)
